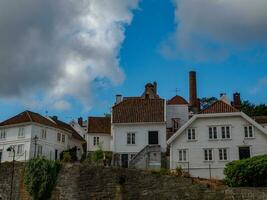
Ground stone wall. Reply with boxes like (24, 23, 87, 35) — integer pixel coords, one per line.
(1, 162, 267, 200)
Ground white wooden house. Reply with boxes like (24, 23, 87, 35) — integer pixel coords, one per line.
(167, 100, 267, 179)
(0, 111, 85, 163)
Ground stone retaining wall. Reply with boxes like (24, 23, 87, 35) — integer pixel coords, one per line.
(1, 162, 267, 200)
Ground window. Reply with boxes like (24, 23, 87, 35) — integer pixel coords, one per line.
(37, 145, 42, 156)
(17, 144, 24, 155)
(221, 126, 231, 139)
(219, 148, 228, 161)
(41, 129, 46, 139)
(127, 133, 135, 145)
(209, 127, 218, 139)
(0, 129, 6, 139)
(57, 133, 61, 142)
(244, 125, 254, 138)
(187, 128, 196, 140)
(178, 149, 187, 162)
(62, 134, 65, 143)
(18, 127, 25, 138)
(93, 136, 100, 146)
(204, 149, 213, 161)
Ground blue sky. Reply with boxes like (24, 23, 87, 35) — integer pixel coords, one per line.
(0, 0, 267, 122)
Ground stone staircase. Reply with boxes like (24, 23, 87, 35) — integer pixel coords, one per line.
(129, 144, 161, 169)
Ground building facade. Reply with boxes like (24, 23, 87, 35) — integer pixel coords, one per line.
(167, 100, 267, 179)
(0, 111, 85, 163)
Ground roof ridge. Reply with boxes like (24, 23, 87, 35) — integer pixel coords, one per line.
(200, 100, 238, 114)
(25, 111, 33, 122)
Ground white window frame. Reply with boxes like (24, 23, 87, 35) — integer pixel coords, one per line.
(17, 144, 24, 155)
(127, 132, 136, 145)
(187, 128, 196, 141)
(244, 125, 254, 138)
(37, 145, 42, 156)
(62, 134, 65, 143)
(204, 149, 213, 161)
(0, 129, 6, 140)
(178, 149, 187, 162)
(57, 132, 61, 142)
(221, 126, 231, 139)
(93, 136, 100, 146)
(18, 127, 25, 138)
(218, 148, 228, 161)
(208, 127, 218, 140)
(41, 129, 47, 139)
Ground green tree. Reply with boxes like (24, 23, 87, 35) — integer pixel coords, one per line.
(24, 157, 61, 200)
(241, 100, 267, 116)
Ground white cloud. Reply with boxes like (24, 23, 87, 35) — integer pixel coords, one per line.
(249, 77, 267, 94)
(161, 0, 267, 61)
(0, 0, 139, 110)
(53, 100, 72, 111)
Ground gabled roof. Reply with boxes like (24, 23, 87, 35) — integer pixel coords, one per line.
(0, 110, 56, 127)
(88, 117, 111, 134)
(51, 117, 86, 142)
(167, 112, 267, 145)
(167, 95, 188, 105)
(253, 116, 267, 124)
(112, 98, 165, 123)
(200, 100, 239, 114)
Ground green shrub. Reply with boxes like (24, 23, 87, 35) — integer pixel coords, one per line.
(62, 152, 71, 163)
(175, 166, 183, 177)
(159, 168, 170, 175)
(24, 157, 61, 200)
(92, 148, 104, 164)
(224, 155, 267, 187)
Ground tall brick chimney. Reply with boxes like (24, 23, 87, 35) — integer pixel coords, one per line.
(189, 71, 198, 113)
(232, 92, 241, 110)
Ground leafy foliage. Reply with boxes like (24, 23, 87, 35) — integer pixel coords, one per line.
(92, 148, 104, 164)
(62, 152, 71, 163)
(60, 146, 78, 162)
(24, 157, 61, 200)
(224, 155, 267, 187)
(241, 100, 267, 116)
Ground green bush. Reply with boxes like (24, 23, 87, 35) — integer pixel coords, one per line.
(24, 157, 61, 200)
(224, 155, 267, 187)
(62, 152, 71, 163)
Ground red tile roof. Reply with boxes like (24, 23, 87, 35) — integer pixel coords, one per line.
(112, 99, 165, 123)
(200, 100, 239, 114)
(88, 117, 111, 134)
(0, 110, 85, 142)
(167, 95, 188, 105)
(0, 111, 56, 127)
(253, 116, 267, 124)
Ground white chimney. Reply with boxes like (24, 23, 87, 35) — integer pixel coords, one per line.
(220, 93, 230, 105)
(115, 95, 122, 105)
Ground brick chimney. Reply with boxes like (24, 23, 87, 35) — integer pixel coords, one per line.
(232, 92, 241, 110)
(78, 117, 83, 126)
(189, 71, 198, 113)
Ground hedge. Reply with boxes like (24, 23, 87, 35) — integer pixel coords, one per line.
(224, 154, 267, 187)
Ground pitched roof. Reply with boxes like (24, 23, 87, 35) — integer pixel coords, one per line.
(51, 117, 85, 142)
(112, 99, 165, 123)
(167, 95, 188, 105)
(88, 117, 111, 134)
(0, 110, 56, 127)
(253, 116, 267, 124)
(200, 100, 239, 114)
(167, 112, 267, 145)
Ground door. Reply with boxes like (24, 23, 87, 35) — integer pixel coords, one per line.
(121, 154, 128, 168)
(239, 147, 250, 160)
(55, 149, 58, 160)
(0, 150, 2, 163)
(148, 131, 159, 145)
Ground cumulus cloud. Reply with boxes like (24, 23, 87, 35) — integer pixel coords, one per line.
(161, 0, 267, 61)
(0, 0, 138, 110)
